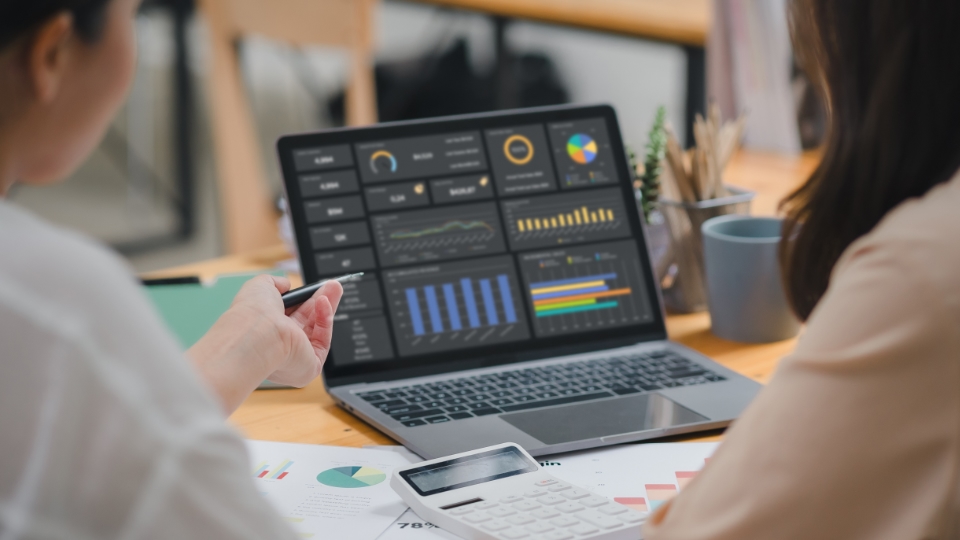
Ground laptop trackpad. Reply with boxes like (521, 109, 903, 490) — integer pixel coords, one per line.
(500, 394, 708, 445)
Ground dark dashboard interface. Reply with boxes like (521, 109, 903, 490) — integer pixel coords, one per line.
(279, 107, 659, 380)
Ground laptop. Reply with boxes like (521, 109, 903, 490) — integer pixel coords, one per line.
(277, 104, 761, 459)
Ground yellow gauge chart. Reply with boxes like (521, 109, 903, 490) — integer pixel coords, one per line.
(503, 134, 534, 165)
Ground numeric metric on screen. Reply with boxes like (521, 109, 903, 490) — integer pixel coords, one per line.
(500, 188, 630, 251)
(384, 256, 530, 357)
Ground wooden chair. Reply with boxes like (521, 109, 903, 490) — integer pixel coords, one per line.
(199, 0, 378, 254)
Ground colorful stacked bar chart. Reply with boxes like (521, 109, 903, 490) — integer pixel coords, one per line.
(613, 497, 648, 513)
(676, 470, 698, 490)
(645, 484, 678, 510)
(405, 274, 517, 336)
(253, 459, 294, 480)
(530, 273, 632, 318)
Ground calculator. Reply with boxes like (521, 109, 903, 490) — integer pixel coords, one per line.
(390, 443, 645, 540)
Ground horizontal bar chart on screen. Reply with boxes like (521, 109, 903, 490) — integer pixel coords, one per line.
(529, 272, 632, 318)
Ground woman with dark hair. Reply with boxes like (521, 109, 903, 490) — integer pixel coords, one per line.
(645, 1, 960, 538)
(1, 1, 338, 538)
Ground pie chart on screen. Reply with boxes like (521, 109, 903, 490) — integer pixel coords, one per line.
(567, 133, 598, 164)
(316, 466, 386, 488)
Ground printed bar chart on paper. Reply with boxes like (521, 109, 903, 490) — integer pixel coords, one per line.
(539, 442, 719, 519)
(645, 484, 678, 510)
(613, 497, 649, 514)
(518, 240, 653, 337)
(385, 256, 530, 357)
(245, 440, 411, 540)
(501, 189, 629, 250)
(253, 459, 294, 480)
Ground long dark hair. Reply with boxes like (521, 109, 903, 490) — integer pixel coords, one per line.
(0, 0, 111, 49)
(780, 0, 960, 321)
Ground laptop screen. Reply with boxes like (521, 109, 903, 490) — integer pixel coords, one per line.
(277, 105, 666, 385)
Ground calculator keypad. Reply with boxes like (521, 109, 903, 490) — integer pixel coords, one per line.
(443, 481, 646, 539)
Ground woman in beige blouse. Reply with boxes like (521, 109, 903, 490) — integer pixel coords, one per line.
(645, 1, 960, 538)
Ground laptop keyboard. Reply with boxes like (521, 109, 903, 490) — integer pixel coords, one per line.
(354, 350, 726, 428)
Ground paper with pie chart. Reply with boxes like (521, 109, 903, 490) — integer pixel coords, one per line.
(548, 118, 620, 190)
(246, 439, 411, 540)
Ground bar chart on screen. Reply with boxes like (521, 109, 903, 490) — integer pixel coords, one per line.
(384, 256, 530, 356)
(518, 240, 653, 337)
(501, 188, 630, 250)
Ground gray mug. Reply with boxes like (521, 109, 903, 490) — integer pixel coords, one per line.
(701, 216, 801, 343)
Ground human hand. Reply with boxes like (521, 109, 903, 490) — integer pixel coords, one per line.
(229, 275, 344, 386)
(187, 275, 342, 413)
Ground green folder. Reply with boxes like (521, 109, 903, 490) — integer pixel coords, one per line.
(144, 271, 285, 350)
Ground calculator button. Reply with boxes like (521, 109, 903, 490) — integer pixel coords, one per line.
(579, 496, 609, 508)
(501, 530, 530, 539)
(531, 507, 560, 520)
(547, 484, 571, 493)
(476, 500, 499, 510)
(534, 478, 558, 487)
(449, 507, 474, 515)
(481, 520, 510, 532)
(541, 531, 574, 540)
(569, 523, 599, 535)
(555, 502, 585, 513)
(525, 521, 554, 533)
(464, 513, 492, 523)
(597, 505, 627, 516)
(524, 488, 548, 498)
(500, 495, 524, 504)
(618, 511, 646, 524)
(489, 507, 517, 518)
(539, 495, 566, 505)
(512, 500, 541, 512)
(560, 489, 590, 500)
(506, 514, 536, 526)
(549, 515, 580, 528)
(578, 511, 623, 530)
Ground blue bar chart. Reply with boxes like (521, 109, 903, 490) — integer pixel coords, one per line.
(385, 256, 530, 357)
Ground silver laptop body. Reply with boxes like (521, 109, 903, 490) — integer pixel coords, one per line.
(278, 105, 761, 459)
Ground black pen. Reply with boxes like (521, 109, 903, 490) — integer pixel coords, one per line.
(282, 272, 363, 309)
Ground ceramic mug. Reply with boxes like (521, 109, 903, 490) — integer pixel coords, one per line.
(701, 215, 801, 343)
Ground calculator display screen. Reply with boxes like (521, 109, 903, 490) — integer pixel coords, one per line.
(401, 446, 538, 496)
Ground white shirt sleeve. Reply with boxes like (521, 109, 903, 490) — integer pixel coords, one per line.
(0, 203, 297, 540)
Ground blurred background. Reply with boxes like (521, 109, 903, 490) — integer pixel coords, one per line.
(6, 0, 816, 273)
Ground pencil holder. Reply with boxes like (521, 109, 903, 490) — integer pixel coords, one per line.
(657, 186, 754, 313)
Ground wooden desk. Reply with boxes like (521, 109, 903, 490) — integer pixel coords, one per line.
(153, 150, 817, 448)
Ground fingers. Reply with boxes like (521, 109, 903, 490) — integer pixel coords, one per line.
(309, 295, 335, 361)
(266, 274, 292, 294)
(318, 280, 343, 312)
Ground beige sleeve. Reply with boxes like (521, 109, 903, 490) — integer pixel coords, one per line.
(643, 238, 960, 540)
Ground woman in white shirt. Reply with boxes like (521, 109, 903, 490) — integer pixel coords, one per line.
(1, 1, 338, 537)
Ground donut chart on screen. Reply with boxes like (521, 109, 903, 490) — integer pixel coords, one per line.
(566, 133, 598, 164)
